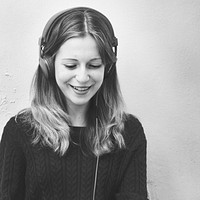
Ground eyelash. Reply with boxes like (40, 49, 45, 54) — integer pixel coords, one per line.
(64, 65, 76, 69)
(64, 64, 102, 69)
(89, 64, 102, 68)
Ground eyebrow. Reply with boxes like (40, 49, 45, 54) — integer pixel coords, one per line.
(61, 58, 102, 62)
(90, 58, 102, 61)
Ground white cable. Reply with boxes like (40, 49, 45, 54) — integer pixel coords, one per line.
(92, 155, 99, 200)
(92, 93, 100, 200)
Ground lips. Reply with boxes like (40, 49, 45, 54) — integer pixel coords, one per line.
(70, 85, 91, 92)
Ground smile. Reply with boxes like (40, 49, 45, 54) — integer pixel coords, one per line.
(70, 85, 91, 92)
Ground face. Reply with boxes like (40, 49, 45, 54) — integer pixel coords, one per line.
(55, 34, 105, 110)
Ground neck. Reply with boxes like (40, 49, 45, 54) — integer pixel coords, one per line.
(68, 103, 89, 127)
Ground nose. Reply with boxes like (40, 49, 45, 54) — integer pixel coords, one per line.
(75, 65, 90, 83)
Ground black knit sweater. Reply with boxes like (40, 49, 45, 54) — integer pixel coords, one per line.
(0, 114, 148, 200)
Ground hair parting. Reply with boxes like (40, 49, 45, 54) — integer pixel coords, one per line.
(18, 7, 127, 156)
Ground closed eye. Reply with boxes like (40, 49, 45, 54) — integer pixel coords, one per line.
(64, 64, 77, 69)
(89, 64, 102, 69)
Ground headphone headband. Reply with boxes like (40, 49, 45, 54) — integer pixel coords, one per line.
(39, 9, 71, 47)
(39, 7, 118, 48)
(38, 7, 118, 77)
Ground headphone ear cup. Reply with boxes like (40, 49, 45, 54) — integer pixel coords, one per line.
(39, 57, 51, 78)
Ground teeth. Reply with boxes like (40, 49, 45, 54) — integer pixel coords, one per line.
(72, 86, 90, 91)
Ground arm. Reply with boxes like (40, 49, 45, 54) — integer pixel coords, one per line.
(0, 118, 26, 200)
(115, 117, 148, 200)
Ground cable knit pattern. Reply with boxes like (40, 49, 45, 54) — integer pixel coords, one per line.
(0, 114, 148, 200)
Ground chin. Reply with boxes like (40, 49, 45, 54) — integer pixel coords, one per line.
(70, 98, 91, 107)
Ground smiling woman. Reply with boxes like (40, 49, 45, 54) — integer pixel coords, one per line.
(55, 35, 105, 112)
(0, 7, 148, 200)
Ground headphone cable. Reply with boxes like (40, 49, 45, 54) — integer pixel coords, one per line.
(92, 153, 99, 200)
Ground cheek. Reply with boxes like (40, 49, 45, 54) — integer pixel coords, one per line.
(55, 68, 63, 87)
(99, 74, 104, 86)
(55, 59, 67, 84)
(55, 65, 70, 84)
(55, 63, 61, 82)
(94, 68, 105, 84)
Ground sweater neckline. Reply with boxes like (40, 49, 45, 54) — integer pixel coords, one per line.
(70, 126, 85, 144)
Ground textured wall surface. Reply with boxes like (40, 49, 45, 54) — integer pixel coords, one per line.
(0, 0, 200, 199)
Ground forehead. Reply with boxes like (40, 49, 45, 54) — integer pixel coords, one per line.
(56, 35, 100, 59)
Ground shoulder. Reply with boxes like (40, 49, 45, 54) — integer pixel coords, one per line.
(124, 113, 143, 130)
(0, 117, 22, 152)
(123, 113, 146, 151)
(4, 113, 30, 131)
(3, 116, 20, 136)
(1, 113, 32, 145)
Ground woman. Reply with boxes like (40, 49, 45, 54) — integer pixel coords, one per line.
(0, 7, 148, 200)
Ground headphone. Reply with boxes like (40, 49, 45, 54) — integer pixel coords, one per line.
(38, 7, 118, 78)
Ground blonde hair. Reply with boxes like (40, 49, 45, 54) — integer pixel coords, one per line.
(19, 7, 127, 156)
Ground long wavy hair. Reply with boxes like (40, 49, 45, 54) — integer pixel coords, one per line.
(19, 7, 127, 156)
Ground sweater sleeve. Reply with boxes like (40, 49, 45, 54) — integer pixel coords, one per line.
(0, 117, 26, 200)
(115, 115, 148, 200)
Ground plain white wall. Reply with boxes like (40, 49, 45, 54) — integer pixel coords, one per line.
(0, 0, 200, 199)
